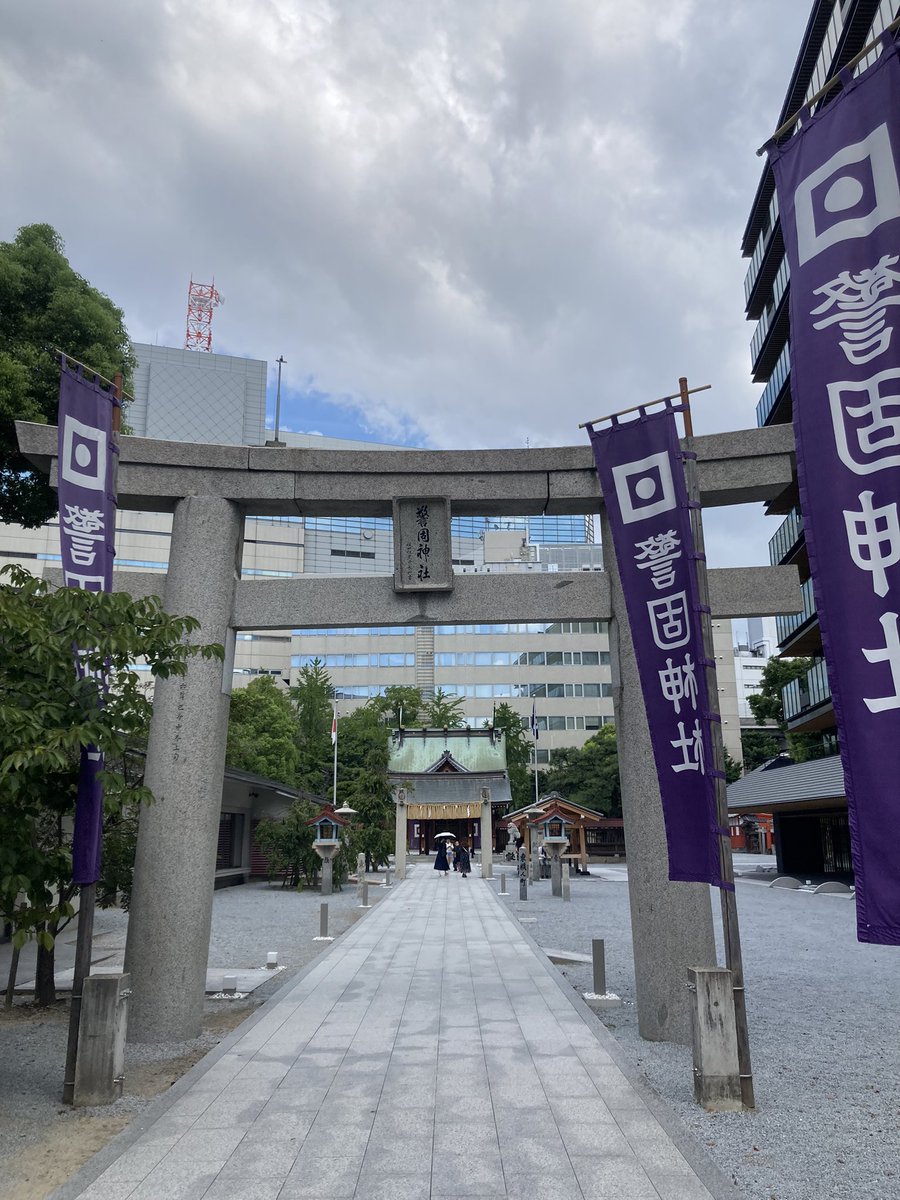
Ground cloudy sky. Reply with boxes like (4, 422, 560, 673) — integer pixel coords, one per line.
(2, 1, 812, 568)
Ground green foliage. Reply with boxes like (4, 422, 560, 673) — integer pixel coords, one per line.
(747, 657, 812, 726)
(491, 702, 536, 809)
(226, 675, 300, 784)
(373, 685, 422, 728)
(0, 565, 223, 960)
(740, 729, 781, 772)
(336, 706, 394, 870)
(541, 725, 622, 816)
(0, 224, 136, 527)
(290, 659, 333, 794)
(723, 749, 743, 784)
(421, 687, 465, 728)
(253, 801, 320, 888)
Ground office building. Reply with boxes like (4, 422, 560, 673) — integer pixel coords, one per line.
(736, 0, 899, 872)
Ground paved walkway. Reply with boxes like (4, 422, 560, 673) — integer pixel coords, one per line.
(58, 869, 734, 1200)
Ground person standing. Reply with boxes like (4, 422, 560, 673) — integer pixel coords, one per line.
(457, 842, 471, 878)
(434, 839, 450, 876)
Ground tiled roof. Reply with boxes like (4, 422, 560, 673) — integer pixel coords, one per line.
(727, 754, 845, 811)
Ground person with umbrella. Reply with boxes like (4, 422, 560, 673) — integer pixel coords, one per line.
(433, 837, 451, 876)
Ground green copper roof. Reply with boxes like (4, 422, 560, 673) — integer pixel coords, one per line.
(387, 728, 508, 774)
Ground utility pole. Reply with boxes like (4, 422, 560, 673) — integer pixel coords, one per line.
(273, 355, 286, 444)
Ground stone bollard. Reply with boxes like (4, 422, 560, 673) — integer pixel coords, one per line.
(519, 874, 528, 900)
(222, 975, 238, 995)
(320, 902, 329, 938)
(562, 863, 571, 901)
(592, 939, 607, 996)
(356, 853, 366, 905)
(499, 873, 508, 895)
(688, 967, 742, 1112)
(266, 951, 278, 969)
(72, 974, 130, 1107)
(359, 881, 371, 909)
(383, 864, 393, 888)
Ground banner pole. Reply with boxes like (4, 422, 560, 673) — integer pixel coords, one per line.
(679, 375, 755, 1110)
(62, 370, 122, 1106)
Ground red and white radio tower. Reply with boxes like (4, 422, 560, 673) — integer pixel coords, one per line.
(184, 277, 223, 352)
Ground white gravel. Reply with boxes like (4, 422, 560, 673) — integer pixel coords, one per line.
(498, 865, 900, 1200)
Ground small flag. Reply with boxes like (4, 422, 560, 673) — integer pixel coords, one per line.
(331, 713, 337, 745)
(530, 701, 539, 740)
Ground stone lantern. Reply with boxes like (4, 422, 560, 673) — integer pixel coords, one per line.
(534, 803, 573, 897)
(309, 806, 350, 896)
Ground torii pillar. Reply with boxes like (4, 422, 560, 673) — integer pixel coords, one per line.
(124, 496, 242, 1041)
(603, 509, 717, 1045)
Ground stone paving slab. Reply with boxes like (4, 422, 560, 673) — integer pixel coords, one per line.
(52, 869, 740, 1200)
(17, 965, 283, 995)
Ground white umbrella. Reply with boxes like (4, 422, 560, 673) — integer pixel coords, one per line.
(433, 831, 456, 840)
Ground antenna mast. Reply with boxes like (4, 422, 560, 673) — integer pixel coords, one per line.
(185, 278, 223, 352)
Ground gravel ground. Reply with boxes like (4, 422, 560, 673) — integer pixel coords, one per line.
(499, 865, 900, 1200)
(3, 863, 899, 1200)
(0, 877, 384, 1197)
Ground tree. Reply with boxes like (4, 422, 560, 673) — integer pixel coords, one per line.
(724, 749, 743, 784)
(748, 656, 826, 762)
(422, 687, 465, 728)
(0, 224, 136, 527)
(740, 729, 781, 772)
(0, 565, 223, 1003)
(541, 725, 622, 816)
(253, 800, 320, 889)
(290, 659, 333, 794)
(226, 675, 299, 784)
(748, 657, 812, 725)
(337, 706, 394, 871)
(375, 685, 422, 728)
(491, 702, 536, 809)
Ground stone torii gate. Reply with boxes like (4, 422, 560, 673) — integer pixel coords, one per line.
(17, 421, 798, 1045)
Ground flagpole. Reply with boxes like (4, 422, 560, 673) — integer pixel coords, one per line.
(62, 370, 123, 1106)
(679, 376, 755, 1111)
(332, 709, 338, 808)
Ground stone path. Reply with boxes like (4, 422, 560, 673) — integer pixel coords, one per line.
(57, 869, 734, 1200)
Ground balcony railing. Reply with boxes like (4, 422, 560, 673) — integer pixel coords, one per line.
(756, 342, 791, 428)
(750, 255, 790, 367)
(743, 191, 780, 305)
(768, 505, 803, 566)
(776, 576, 816, 644)
(782, 657, 831, 723)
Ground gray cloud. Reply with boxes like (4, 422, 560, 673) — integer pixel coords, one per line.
(2, 0, 811, 565)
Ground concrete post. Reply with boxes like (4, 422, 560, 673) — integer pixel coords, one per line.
(125, 496, 241, 1042)
(73, 974, 130, 1107)
(394, 794, 408, 880)
(688, 968, 742, 1112)
(592, 940, 607, 996)
(320, 903, 329, 938)
(499, 873, 508, 895)
(356, 853, 366, 905)
(602, 510, 716, 1045)
(480, 789, 493, 878)
(562, 862, 571, 901)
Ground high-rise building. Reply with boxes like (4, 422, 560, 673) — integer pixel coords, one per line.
(737, 0, 899, 870)
(4, 341, 614, 761)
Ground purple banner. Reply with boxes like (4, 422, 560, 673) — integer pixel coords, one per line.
(588, 407, 722, 886)
(768, 35, 900, 945)
(57, 362, 119, 885)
